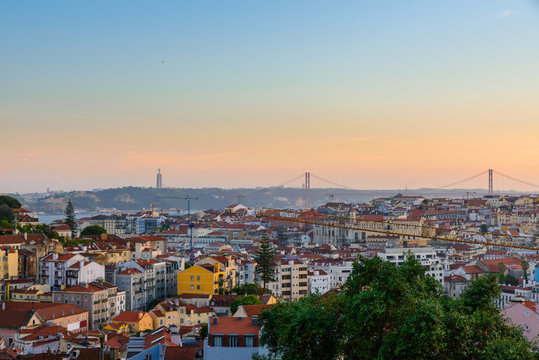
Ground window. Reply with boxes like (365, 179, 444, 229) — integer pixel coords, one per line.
(197, 285, 200, 290)
(191, 276, 194, 281)
(190, 285, 194, 290)
(213, 335, 223, 347)
(197, 276, 200, 281)
(245, 335, 255, 347)
(228, 335, 239, 347)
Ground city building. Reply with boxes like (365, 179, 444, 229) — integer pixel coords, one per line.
(52, 281, 125, 330)
(177, 264, 226, 295)
(204, 316, 268, 360)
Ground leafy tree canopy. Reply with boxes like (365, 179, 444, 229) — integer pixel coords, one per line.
(232, 283, 268, 295)
(0, 204, 15, 224)
(17, 224, 59, 239)
(259, 255, 538, 360)
(0, 219, 15, 229)
(199, 323, 208, 339)
(230, 295, 262, 315)
(80, 225, 107, 236)
(0, 195, 22, 209)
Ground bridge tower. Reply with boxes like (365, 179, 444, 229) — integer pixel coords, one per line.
(304, 172, 311, 209)
(488, 169, 493, 195)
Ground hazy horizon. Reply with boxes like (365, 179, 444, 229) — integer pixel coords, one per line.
(2, 1, 539, 193)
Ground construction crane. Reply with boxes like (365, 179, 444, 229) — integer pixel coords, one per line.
(150, 202, 160, 212)
(232, 194, 246, 204)
(256, 209, 539, 251)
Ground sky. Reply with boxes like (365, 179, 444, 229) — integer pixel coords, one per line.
(1, 1, 539, 193)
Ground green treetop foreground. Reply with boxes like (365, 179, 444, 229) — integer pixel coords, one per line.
(257, 255, 538, 360)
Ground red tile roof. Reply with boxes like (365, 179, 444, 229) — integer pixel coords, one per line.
(111, 311, 147, 323)
(209, 316, 261, 335)
(238, 304, 271, 317)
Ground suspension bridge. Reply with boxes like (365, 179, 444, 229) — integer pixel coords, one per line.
(272, 169, 539, 209)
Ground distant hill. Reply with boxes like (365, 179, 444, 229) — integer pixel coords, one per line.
(11, 186, 493, 214)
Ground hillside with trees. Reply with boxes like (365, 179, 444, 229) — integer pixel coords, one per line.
(10, 187, 495, 214)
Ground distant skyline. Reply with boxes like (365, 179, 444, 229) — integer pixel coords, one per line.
(1, 1, 539, 193)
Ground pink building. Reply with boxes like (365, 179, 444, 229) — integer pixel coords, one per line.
(502, 300, 539, 343)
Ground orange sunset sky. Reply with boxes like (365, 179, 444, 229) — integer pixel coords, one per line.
(1, 1, 538, 193)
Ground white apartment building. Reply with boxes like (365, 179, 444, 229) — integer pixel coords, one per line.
(236, 259, 256, 286)
(66, 261, 105, 287)
(40, 253, 104, 290)
(267, 258, 308, 301)
(308, 269, 330, 294)
(310, 259, 355, 290)
(377, 247, 445, 286)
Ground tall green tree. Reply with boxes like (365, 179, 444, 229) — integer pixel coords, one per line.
(255, 236, 276, 290)
(64, 199, 77, 237)
(259, 255, 538, 360)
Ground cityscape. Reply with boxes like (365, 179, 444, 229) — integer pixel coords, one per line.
(2, 1, 539, 360)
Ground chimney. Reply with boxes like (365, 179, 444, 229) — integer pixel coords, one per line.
(169, 325, 181, 346)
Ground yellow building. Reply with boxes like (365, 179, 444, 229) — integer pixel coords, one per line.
(177, 264, 225, 295)
(515, 196, 534, 208)
(103, 322, 130, 334)
(88, 249, 132, 266)
(149, 302, 179, 328)
(196, 255, 237, 289)
(10, 285, 51, 302)
(0, 245, 18, 280)
(110, 311, 153, 333)
(178, 304, 215, 326)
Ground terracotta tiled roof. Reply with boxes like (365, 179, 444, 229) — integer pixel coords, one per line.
(479, 257, 522, 273)
(119, 268, 142, 275)
(164, 347, 198, 360)
(209, 316, 261, 335)
(462, 265, 484, 274)
(1, 302, 87, 322)
(19, 324, 68, 340)
(111, 311, 147, 323)
(238, 304, 271, 317)
(0, 309, 39, 329)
